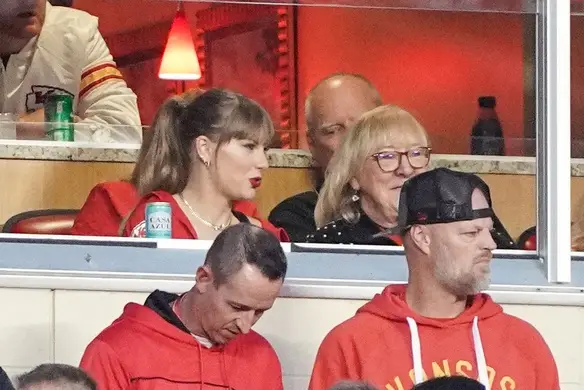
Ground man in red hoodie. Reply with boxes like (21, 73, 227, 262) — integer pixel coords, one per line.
(309, 168, 559, 390)
(80, 223, 287, 390)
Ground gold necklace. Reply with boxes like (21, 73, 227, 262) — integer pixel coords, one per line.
(178, 193, 232, 231)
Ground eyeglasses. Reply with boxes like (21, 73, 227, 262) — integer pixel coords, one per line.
(370, 147, 432, 172)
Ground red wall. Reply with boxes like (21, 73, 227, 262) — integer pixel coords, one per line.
(75, 2, 551, 155)
(296, 7, 526, 154)
(572, 16, 584, 157)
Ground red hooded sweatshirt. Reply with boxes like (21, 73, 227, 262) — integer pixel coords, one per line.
(71, 181, 263, 237)
(309, 284, 559, 390)
(80, 290, 284, 390)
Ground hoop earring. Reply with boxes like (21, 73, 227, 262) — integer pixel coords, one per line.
(351, 193, 360, 202)
(197, 153, 210, 168)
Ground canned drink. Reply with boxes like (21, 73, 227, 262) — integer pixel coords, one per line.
(145, 202, 172, 238)
(44, 92, 74, 141)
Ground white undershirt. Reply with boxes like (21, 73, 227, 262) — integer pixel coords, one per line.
(192, 333, 213, 348)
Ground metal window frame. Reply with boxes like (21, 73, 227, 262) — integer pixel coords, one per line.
(536, 0, 571, 282)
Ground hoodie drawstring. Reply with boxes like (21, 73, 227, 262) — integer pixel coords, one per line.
(220, 350, 231, 390)
(197, 343, 233, 390)
(406, 315, 490, 390)
(197, 342, 203, 390)
(472, 316, 490, 389)
(406, 317, 424, 385)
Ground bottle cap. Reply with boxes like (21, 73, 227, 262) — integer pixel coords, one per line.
(478, 96, 496, 108)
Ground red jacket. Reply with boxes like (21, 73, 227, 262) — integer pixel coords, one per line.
(71, 181, 262, 237)
(80, 290, 284, 390)
(309, 284, 559, 390)
(122, 190, 289, 241)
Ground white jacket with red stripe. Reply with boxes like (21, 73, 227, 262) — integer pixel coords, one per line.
(0, 2, 142, 143)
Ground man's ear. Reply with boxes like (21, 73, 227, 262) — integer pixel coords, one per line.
(307, 131, 317, 157)
(409, 225, 431, 255)
(194, 265, 214, 294)
(306, 130, 314, 146)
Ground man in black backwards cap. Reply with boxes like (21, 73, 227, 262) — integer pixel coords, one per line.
(309, 168, 558, 390)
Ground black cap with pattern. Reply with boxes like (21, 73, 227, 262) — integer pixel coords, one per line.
(395, 168, 495, 233)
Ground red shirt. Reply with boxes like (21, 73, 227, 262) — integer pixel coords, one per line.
(71, 181, 262, 237)
(80, 290, 284, 390)
(122, 190, 289, 242)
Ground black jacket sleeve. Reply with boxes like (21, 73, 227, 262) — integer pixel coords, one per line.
(268, 191, 318, 242)
(0, 367, 14, 390)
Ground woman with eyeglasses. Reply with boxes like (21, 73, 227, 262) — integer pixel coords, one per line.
(308, 105, 431, 245)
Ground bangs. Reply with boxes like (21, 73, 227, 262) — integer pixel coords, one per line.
(356, 107, 430, 157)
(218, 99, 275, 146)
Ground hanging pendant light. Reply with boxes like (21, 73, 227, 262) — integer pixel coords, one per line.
(158, 2, 201, 81)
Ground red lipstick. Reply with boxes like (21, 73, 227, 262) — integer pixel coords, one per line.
(249, 178, 262, 189)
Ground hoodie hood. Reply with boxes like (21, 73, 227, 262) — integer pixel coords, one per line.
(120, 290, 230, 390)
(358, 284, 503, 389)
(143, 289, 192, 334)
(358, 284, 503, 326)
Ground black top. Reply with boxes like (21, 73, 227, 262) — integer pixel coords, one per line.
(305, 213, 399, 245)
(304, 211, 515, 249)
(0, 367, 14, 390)
(144, 289, 191, 334)
(268, 190, 318, 242)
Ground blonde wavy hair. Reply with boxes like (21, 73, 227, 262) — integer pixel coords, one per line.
(314, 105, 430, 228)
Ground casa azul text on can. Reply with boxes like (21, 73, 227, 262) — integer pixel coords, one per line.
(145, 202, 172, 238)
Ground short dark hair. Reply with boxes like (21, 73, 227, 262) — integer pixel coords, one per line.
(204, 223, 287, 286)
(17, 364, 96, 390)
(412, 376, 485, 390)
(329, 380, 378, 390)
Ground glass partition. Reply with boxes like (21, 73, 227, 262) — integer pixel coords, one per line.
(571, 0, 584, 260)
(81, 0, 540, 154)
(572, 0, 584, 14)
(0, 121, 143, 144)
(77, 0, 541, 247)
(572, 1, 584, 159)
(0, 0, 573, 284)
(176, 0, 537, 13)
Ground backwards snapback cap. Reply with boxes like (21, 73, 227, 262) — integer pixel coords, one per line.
(394, 167, 495, 233)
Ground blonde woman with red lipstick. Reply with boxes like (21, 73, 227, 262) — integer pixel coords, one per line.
(122, 88, 288, 241)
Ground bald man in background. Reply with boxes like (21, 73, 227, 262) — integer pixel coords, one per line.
(269, 73, 383, 241)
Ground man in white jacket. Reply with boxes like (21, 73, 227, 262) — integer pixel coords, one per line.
(0, 0, 142, 142)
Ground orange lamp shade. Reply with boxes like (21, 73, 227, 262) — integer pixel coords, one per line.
(158, 7, 201, 81)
